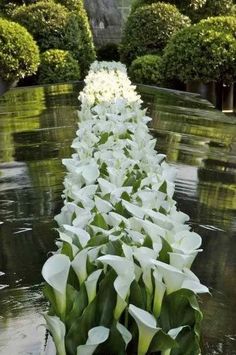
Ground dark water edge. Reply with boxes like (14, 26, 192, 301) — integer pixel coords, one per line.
(0, 83, 235, 354)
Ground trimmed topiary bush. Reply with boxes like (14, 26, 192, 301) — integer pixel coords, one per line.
(199, 16, 236, 37)
(12, 0, 95, 75)
(131, 0, 234, 22)
(161, 23, 236, 84)
(128, 54, 162, 85)
(120, 2, 190, 64)
(38, 49, 81, 84)
(0, 17, 39, 82)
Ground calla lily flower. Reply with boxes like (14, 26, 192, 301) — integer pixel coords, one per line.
(122, 200, 145, 219)
(172, 231, 202, 254)
(94, 196, 113, 213)
(58, 231, 79, 257)
(153, 269, 166, 318)
(133, 247, 159, 303)
(85, 269, 103, 303)
(152, 260, 185, 295)
(63, 224, 90, 248)
(77, 326, 110, 355)
(169, 251, 199, 270)
(43, 314, 66, 355)
(116, 322, 132, 349)
(97, 255, 135, 319)
(128, 304, 160, 355)
(153, 260, 209, 295)
(42, 254, 70, 317)
(71, 248, 91, 285)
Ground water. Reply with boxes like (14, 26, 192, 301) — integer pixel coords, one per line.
(0, 83, 235, 354)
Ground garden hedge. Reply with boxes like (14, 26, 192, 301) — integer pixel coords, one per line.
(38, 49, 81, 84)
(0, 18, 39, 82)
(161, 22, 236, 84)
(131, 0, 234, 22)
(12, 0, 95, 76)
(120, 2, 190, 64)
(128, 54, 162, 85)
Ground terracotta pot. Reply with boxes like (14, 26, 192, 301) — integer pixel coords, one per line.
(0, 78, 18, 96)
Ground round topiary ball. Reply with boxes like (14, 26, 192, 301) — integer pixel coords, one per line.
(120, 2, 190, 64)
(11, 0, 95, 75)
(128, 54, 162, 85)
(131, 0, 234, 23)
(0, 17, 39, 82)
(38, 49, 81, 84)
(199, 16, 236, 38)
(161, 23, 236, 84)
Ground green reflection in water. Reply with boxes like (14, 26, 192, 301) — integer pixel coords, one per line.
(0, 83, 235, 354)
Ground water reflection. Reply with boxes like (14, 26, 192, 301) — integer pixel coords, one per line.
(0, 83, 235, 354)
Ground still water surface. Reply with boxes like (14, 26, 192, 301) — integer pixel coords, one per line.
(0, 83, 235, 355)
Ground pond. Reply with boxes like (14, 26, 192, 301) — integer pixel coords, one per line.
(0, 83, 235, 354)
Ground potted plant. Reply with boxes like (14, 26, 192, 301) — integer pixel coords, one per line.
(161, 19, 236, 111)
(0, 18, 39, 95)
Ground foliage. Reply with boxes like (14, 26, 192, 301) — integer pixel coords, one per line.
(199, 16, 236, 37)
(96, 43, 120, 62)
(42, 61, 208, 355)
(11, 0, 95, 76)
(131, 0, 234, 22)
(38, 49, 81, 84)
(0, 17, 39, 82)
(161, 22, 236, 84)
(120, 2, 190, 64)
(128, 54, 162, 85)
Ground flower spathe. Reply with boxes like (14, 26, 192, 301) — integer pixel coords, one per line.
(42, 61, 208, 354)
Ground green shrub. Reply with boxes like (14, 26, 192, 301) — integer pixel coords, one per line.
(12, 0, 95, 75)
(128, 54, 162, 85)
(120, 2, 190, 64)
(199, 16, 236, 37)
(161, 23, 236, 84)
(96, 43, 120, 61)
(131, 0, 234, 22)
(38, 49, 81, 84)
(0, 18, 39, 82)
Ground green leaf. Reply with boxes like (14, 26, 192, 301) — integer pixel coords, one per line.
(61, 242, 74, 260)
(96, 322, 126, 355)
(149, 329, 177, 352)
(159, 181, 167, 194)
(96, 270, 117, 326)
(129, 280, 146, 309)
(66, 298, 97, 355)
(43, 284, 57, 316)
(91, 213, 108, 230)
(159, 238, 172, 264)
(98, 132, 110, 145)
(65, 284, 88, 327)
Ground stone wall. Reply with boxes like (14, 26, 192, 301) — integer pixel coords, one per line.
(84, 0, 132, 47)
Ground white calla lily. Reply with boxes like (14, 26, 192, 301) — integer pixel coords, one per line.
(169, 252, 199, 270)
(133, 247, 159, 300)
(128, 304, 160, 355)
(77, 326, 110, 355)
(153, 269, 166, 318)
(116, 322, 132, 349)
(152, 260, 185, 295)
(97, 255, 135, 319)
(94, 196, 113, 213)
(71, 248, 91, 285)
(42, 254, 70, 317)
(43, 314, 66, 355)
(85, 269, 103, 303)
(63, 224, 90, 248)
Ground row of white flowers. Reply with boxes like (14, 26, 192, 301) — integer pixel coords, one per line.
(42, 61, 208, 355)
